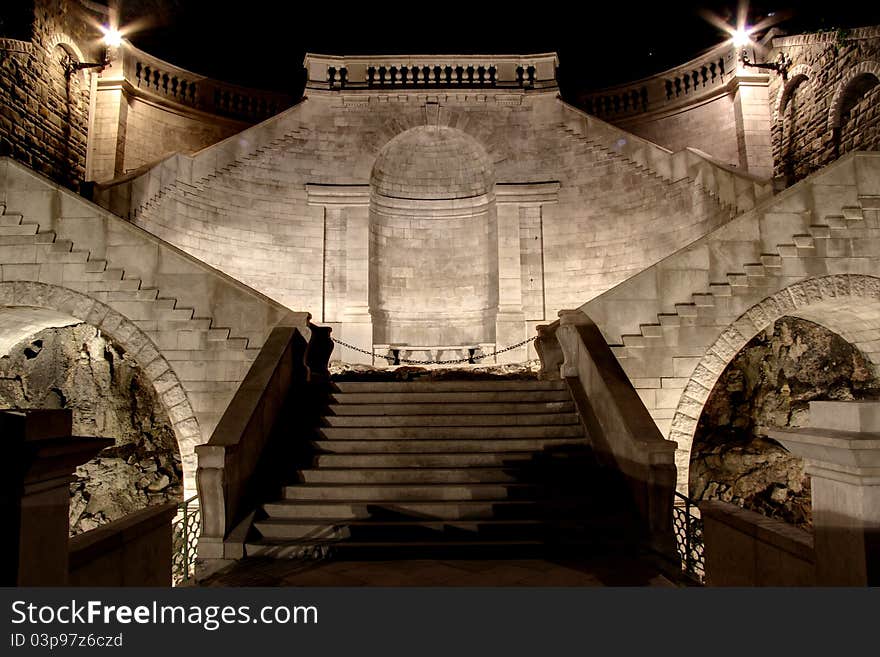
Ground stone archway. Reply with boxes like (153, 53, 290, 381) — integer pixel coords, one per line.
(669, 274, 880, 487)
(828, 61, 880, 130)
(774, 64, 814, 181)
(0, 281, 201, 492)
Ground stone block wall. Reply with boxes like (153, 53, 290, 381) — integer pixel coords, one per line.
(98, 92, 732, 357)
(769, 26, 880, 185)
(0, 0, 105, 191)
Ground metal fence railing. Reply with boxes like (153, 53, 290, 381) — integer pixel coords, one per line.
(673, 491, 705, 583)
(172, 495, 200, 586)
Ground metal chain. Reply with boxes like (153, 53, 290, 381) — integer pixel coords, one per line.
(331, 336, 537, 365)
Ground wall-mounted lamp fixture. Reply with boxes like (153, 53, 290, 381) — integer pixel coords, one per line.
(740, 51, 792, 80)
(63, 26, 123, 75)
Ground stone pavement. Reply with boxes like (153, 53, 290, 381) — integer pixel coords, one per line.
(200, 555, 679, 587)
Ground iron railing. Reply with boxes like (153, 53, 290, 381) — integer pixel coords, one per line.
(172, 495, 200, 586)
(673, 491, 705, 582)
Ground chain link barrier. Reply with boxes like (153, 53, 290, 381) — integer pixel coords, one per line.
(331, 336, 537, 365)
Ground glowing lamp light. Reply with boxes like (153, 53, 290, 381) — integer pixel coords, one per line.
(731, 28, 752, 48)
(101, 26, 123, 48)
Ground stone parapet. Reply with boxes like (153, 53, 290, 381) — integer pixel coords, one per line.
(304, 52, 558, 91)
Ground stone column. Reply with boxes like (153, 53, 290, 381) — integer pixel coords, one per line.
(307, 184, 372, 364)
(341, 205, 373, 364)
(495, 182, 559, 363)
(1, 410, 111, 586)
(767, 401, 880, 586)
(88, 57, 127, 181)
(494, 203, 527, 363)
(731, 69, 773, 178)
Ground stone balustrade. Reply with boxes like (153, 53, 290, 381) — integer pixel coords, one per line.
(121, 44, 293, 122)
(577, 45, 736, 120)
(304, 53, 558, 90)
(536, 310, 678, 560)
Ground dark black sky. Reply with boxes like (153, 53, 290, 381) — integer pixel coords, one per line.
(120, 1, 879, 96)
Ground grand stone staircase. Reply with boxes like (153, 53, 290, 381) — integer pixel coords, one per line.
(244, 376, 643, 559)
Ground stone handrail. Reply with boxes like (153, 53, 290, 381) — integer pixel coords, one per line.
(535, 309, 678, 559)
(68, 501, 178, 586)
(119, 42, 294, 123)
(196, 313, 332, 563)
(304, 52, 558, 90)
(560, 101, 773, 214)
(576, 44, 737, 121)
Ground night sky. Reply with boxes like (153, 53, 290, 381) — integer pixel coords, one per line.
(119, 1, 879, 97)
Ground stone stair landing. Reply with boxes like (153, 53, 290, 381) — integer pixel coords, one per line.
(246, 376, 643, 559)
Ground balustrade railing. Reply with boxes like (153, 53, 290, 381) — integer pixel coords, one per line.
(121, 45, 293, 122)
(306, 53, 557, 91)
(577, 45, 737, 120)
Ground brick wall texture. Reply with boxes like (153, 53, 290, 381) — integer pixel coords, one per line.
(0, 0, 104, 191)
(769, 27, 880, 184)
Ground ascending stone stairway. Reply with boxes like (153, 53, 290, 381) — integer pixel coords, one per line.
(246, 377, 641, 559)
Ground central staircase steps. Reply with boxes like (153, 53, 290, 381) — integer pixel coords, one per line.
(245, 376, 643, 559)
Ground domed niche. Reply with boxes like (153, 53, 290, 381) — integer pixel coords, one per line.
(369, 126, 499, 347)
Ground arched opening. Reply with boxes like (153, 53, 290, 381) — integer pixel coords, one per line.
(829, 63, 880, 159)
(0, 311, 183, 535)
(368, 126, 498, 349)
(777, 73, 812, 183)
(670, 275, 880, 494)
(47, 36, 91, 189)
(688, 315, 880, 529)
(0, 282, 200, 495)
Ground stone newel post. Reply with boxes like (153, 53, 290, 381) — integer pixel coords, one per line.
(767, 401, 880, 586)
(1, 410, 111, 586)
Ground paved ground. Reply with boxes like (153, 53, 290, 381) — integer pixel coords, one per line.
(200, 554, 680, 587)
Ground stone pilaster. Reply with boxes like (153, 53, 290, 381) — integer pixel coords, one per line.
(768, 400, 880, 586)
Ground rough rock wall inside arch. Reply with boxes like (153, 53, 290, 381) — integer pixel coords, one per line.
(689, 316, 880, 530)
(0, 323, 183, 535)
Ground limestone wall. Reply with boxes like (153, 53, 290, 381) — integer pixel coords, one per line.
(88, 43, 294, 182)
(97, 90, 734, 357)
(769, 26, 880, 185)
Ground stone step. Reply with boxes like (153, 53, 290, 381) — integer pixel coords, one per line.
(692, 293, 715, 307)
(708, 283, 732, 296)
(777, 244, 799, 257)
(640, 324, 663, 337)
(674, 303, 698, 317)
(263, 499, 544, 520)
(282, 482, 537, 501)
(0, 213, 24, 226)
(0, 223, 37, 235)
(332, 380, 565, 393)
(253, 518, 553, 541)
(327, 401, 574, 416)
(742, 264, 765, 277)
(760, 254, 782, 268)
(313, 451, 582, 468)
(312, 437, 588, 454)
(298, 465, 590, 484)
(317, 424, 584, 440)
(329, 390, 572, 404)
(792, 234, 815, 248)
(809, 224, 831, 238)
(322, 412, 581, 428)
(243, 538, 553, 559)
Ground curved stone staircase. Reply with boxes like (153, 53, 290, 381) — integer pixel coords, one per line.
(244, 376, 643, 559)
